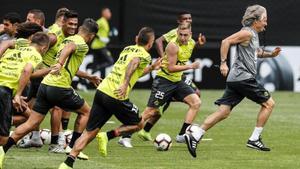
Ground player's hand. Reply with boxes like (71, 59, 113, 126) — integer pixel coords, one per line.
(151, 57, 162, 70)
(114, 83, 128, 99)
(50, 63, 62, 75)
(88, 75, 102, 87)
(220, 62, 229, 77)
(271, 47, 281, 57)
(190, 61, 200, 69)
(13, 95, 28, 112)
(198, 33, 206, 46)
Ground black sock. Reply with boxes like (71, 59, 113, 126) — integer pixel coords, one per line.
(68, 132, 82, 148)
(179, 122, 191, 135)
(61, 118, 70, 130)
(51, 135, 59, 144)
(144, 122, 153, 132)
(64, 155, 75, 168)
(106, 130, 116, 140)
(122, 133, 132, 138)
(3, 137, 16, 153)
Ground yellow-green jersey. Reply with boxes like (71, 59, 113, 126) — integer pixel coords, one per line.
(42, 34, 89, 88)
(43, 24, 66, 67)
(91, 17, 109, 49)
(48, 23, 61, 34)
(156, 38, 195, 82)
(0, 46, 42, 95)
(15, 38, 30, 49)
(98, 45, 151, 100)
(163, 28, 178, 43)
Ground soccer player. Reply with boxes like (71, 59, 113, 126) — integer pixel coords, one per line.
(0, 32, 50, 168)
(26, 9, 48, 32)
(189, 4, 281, 157)
(0, 12, 21, 42)
(58, 27, 161, 169)
(90, 7, 114, 74)
(118, 11, 204, 148)
(0, 19, 99, 165)
(136, 22, 203, 158)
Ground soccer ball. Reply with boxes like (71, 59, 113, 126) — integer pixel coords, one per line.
(154, 133, 172, 151)
(40, 129, 51, 145)
(64, 130, 73, 146)
(185, 124, 202, 141)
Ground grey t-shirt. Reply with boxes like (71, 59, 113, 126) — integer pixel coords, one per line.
(0, 33, 13, 43)
(227, 27, 260, 82)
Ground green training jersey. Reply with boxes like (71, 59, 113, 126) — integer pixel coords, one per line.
(156, 38, 195, 82)
(98, 45, 151, 100)
(91, 17, 110, 49)
(42, 34, 89, 88)
(163, 28, 177, 43)
(15, 38, 30, 49)
(43, 24, 65, 67)
(0, 46, 42, 95)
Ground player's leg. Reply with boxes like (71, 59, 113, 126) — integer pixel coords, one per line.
(3, 110, 46, 153)
(49, 106, 65, 153)
(242, 79, 274, 151)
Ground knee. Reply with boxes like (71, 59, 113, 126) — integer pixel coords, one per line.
(218, 109, 231, 120)
(189, 98, 201, 110)
(264, 98, 275, 110)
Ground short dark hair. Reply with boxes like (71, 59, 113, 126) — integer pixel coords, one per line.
(55, 7, 69, 20)
(137, 27, 155, 46)
(177, 11, 191, 20)
(28, 9, 45, 26)
(81, 18, 98, 34)
(16, 22, 43, 39)
(63, 10, 78, 20)
(31, 32, 50, 47)
(3, 12, 21, 24)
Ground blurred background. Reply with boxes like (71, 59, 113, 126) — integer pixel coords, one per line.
(1, 0, 300, 91)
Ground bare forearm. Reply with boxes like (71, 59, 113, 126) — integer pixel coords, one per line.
(155, 37, 165, 58)
(124, 59, 139, 85)
(168, 64, 192, 73)
(16, 67, 32, 96)
(258, 50, 273, 58)
(76, 70, 91, 79)
(220, 40, 230, 62)
(31, 68, 51, 79)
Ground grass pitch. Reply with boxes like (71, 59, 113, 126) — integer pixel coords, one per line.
(4, 90, 300, 169)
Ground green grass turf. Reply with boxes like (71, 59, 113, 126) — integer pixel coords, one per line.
(4, 90, 300, 169)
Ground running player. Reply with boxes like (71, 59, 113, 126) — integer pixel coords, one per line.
(188, 5, 281, 158)
(0, 19, 99, 165)
(58, 27, 161, 169)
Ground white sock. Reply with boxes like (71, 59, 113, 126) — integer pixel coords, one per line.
(196, 128, 206, 141)
(32, 131, 40, 139)
(249, 127, 263, 141)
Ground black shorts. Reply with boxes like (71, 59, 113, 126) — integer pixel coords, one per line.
(33, 84, 85, 115)
(215, 78, 271, 109)
(147, 76, 195, 108)
(86, 90, 140, 131)
(0, 86, 13, 136)
(27, 77, 43, 100)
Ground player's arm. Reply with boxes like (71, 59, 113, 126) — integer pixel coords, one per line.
(114, 57, 140, 99)
(50, 42, 76, 75)
(31, 67, 52, 79)
(143, 57, 162, 75)
(166, 42, 199, 73)
(219, 30, 252, 77)
(195, 33, 206, 49)
(257, 47, 281, 58)
(48, 33, 57, 47)
(13, 63, 34, 112)
(76, 70, 101, 87)
(0, 39, 16, 57)
(155, 36, 166, 58)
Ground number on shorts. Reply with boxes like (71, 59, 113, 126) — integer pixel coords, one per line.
(155, 91, 165, 99)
